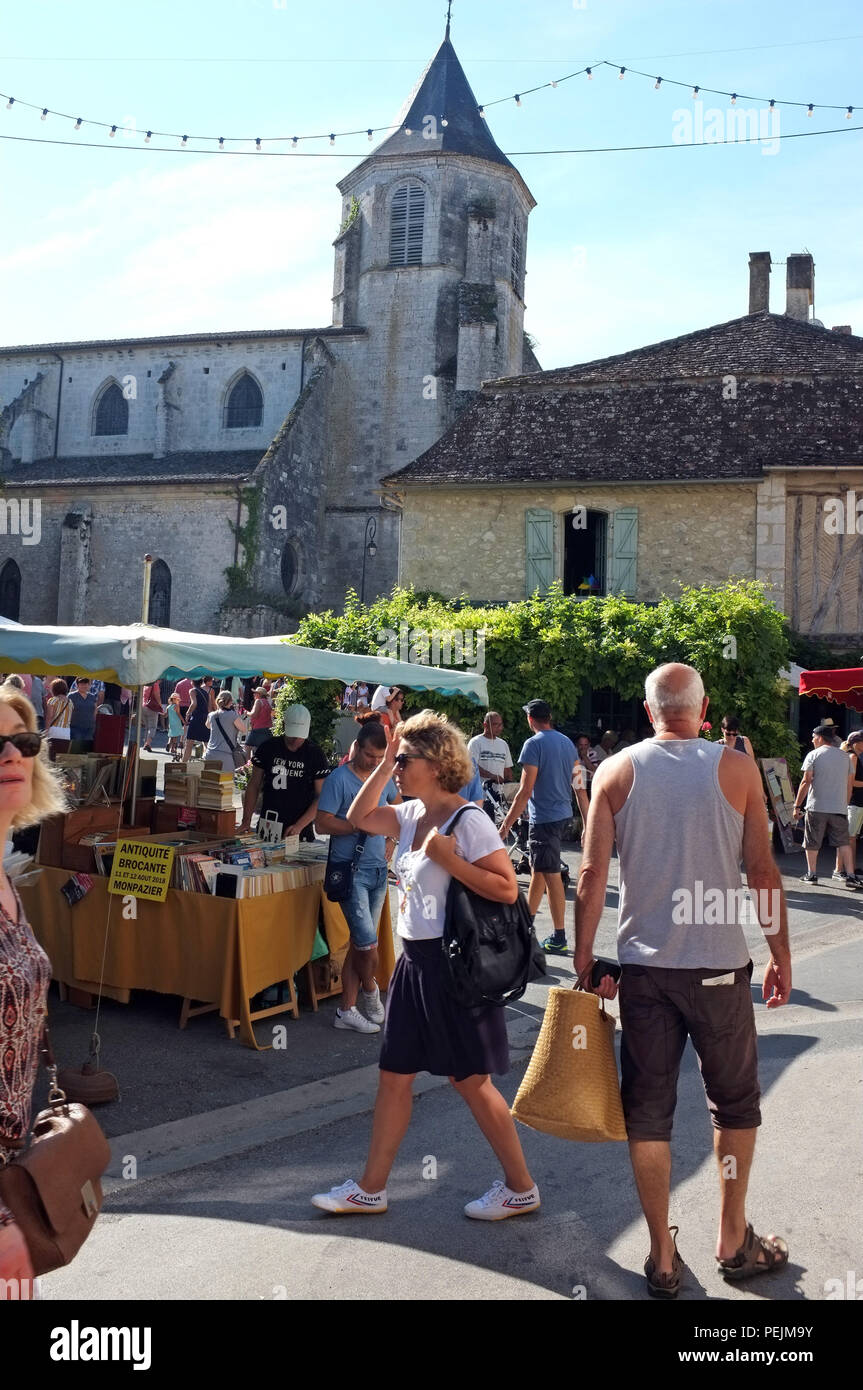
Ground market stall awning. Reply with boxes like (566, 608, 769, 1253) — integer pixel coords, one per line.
(0, 622, 488, 705)
(798, 667, 863, 715)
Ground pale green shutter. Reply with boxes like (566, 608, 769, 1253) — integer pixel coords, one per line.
(609, 508, 638, 597)
(525, 508, 554, 596)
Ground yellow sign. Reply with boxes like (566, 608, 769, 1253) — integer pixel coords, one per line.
(108, 838, 176, 902)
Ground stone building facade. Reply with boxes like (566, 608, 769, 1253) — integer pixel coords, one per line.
(0, 30, 537, 632)
(385, 254, 863, 646)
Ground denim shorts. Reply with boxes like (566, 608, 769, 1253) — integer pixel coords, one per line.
(341, 863, 388, 951)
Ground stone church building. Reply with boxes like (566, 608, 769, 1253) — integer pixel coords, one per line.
(0, 28, 538, 633)
(385, 252, 863, 646)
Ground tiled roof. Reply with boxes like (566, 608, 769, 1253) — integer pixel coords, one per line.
(384, 315, 863, 488)
(0, 327, 365, 357)
(489, 312, 863, 388)
(1, 450, 263, 487)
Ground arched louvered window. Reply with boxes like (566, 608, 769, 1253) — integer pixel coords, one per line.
(0, 559, 21, 622)
(224, 373, 263, 429)
(511, 222, 524, 296)
(148, 558, 172, 627)
(94, 382, 128, 436)
(389, 184, 425, 266)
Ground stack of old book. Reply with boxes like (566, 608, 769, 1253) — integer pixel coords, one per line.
(197, 769, 236, 810)
(163, 762, 203, 807)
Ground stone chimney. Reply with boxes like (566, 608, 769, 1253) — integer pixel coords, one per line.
(832, 324, 852, 335)
(785, 253, 814, 321)
(748, 252, 771, 313)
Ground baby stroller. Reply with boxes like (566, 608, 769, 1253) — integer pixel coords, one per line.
(483, 781, 571, 888)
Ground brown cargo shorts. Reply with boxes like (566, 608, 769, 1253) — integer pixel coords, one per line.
(619, 961, 761, 1141)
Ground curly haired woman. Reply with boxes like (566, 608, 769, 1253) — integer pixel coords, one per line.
(311, 710, 539, 1222)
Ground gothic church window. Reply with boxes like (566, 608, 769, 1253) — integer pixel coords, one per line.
(94, 382, 128, 436)
(224, 373, 264, 429)
(389, 184, 425, 266)
(0, 559, 21, 622)
(511, 221, 524, 296)
(148, 558, 172, 627)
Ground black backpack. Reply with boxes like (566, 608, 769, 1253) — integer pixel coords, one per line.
(441, 806, 547, 1008)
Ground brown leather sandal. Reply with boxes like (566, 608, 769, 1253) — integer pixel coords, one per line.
(717, 1223, 789, 1281)
(644, 1224, 683, 1299)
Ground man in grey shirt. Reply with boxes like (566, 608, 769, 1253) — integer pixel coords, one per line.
(575, 663, 791, 1298)
(792, 722, 859, 887)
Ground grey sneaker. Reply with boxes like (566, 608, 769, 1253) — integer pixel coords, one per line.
(334, 1006, 380, 1034)
(360, 983, 385, 1024)
(832, 869, 847, 881)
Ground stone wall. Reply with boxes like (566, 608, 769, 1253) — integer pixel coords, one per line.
(398, 483, 758, 603)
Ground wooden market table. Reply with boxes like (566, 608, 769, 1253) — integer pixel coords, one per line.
(19, 867, 395, 1050)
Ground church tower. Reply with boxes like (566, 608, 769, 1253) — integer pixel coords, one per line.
(321, 23, 536, 603)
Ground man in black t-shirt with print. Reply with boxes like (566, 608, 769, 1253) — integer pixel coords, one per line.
(239, 704, 330, 841)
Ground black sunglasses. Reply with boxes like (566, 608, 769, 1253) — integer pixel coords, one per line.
(0, 732, 43, 758)
(393, 752, 426, 769)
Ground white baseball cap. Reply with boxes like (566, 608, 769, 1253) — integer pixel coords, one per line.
(282, 703, 311, 737)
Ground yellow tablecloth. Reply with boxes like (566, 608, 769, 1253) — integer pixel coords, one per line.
(19, 867, 395, 1048)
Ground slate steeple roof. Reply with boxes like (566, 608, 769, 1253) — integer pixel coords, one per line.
(370, 36, 516, 171)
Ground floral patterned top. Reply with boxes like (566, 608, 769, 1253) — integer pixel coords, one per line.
(0, 885, 51, 1226)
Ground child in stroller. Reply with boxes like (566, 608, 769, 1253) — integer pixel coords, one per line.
(483, 779, 571, 889)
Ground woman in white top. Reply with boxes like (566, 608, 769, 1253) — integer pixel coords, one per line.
(311, 709, 540, 1222)
(204, 692, 247, 773)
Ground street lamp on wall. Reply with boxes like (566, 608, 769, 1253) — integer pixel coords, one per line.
(360, 516, 377, 603)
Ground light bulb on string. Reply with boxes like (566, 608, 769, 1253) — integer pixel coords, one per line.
(654, 77, 662, 89)
(769, 99, 776, 109)
(405, 126, 412, 135)
(41, 108, 48, 121)
(551, 80, 557, 89)
(478, 105, 485, 118)
(514, 94, 521, 105)
(586, 68, 592, 80)
(218, 136, 224, 149)
(329, 133, 335, 145)
(692, 86, 700, 99)
(730, 94, 737, 105)
(255, 138, 262, 152)
(109, 125, 117, 137)
(367, 129, 373, 140)
(181, 134, 188, 145)
(145, 131, 152, 143)
(292, 136, 298, 146)
(848, 106, 854, 119)
(618, 67, 625, 80)
(807, 103, 814, 117)
(441, 116, 448, 126)
(5, 98, 14, 110)
(74, 118, 82, 131)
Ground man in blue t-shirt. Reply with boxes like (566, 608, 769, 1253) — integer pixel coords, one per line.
(501, 699, 577, 955)
(316, 722, 400, 1035)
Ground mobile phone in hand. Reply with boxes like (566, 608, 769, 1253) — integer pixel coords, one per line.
(590, 957, 622, 988)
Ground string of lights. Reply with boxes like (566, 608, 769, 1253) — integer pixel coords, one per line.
(0, 57, 858, 154)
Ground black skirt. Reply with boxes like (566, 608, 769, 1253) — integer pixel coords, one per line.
(379, 937, 510, 1082)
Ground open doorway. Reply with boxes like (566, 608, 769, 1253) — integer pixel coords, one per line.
(564, 510, 607, 596)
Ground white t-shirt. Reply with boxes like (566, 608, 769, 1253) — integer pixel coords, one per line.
(392, 799, 505, 941)
(467, 734, 513, 780)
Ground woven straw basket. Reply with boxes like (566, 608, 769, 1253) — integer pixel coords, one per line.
(511, 987, 628, 1142)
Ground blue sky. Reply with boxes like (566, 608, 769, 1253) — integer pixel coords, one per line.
(1, 0, 860, 367)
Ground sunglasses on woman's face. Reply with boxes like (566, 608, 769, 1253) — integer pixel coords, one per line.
(0, 732, 43, 758)
(393, 752, 426, 769)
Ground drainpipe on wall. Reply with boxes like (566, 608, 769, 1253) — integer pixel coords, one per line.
(50, 352, 64, 459)
(233, 484, 243, 569)
(299, 335, 308, 395)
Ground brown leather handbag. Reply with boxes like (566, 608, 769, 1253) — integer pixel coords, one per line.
(0, 1024, 111, 1276)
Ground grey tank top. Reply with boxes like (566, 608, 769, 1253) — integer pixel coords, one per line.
(614, 739, 749, 969)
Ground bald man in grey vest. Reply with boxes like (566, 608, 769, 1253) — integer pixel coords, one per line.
(575, 663, 791, 1297)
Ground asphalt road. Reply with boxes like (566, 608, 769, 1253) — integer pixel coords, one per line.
(39, 839, 863, 1303)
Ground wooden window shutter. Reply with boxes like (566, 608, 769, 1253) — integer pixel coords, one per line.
(525, 508, 554, 596)
(389, 184, 425, 266)
(609, 508, 638, 596)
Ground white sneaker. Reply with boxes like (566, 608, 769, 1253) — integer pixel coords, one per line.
(334, 1006, 380, 1034)
(464, 1179, 541, 1221)
(360, 983, 385, 1025)
(310, 1178, 387, 1214)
